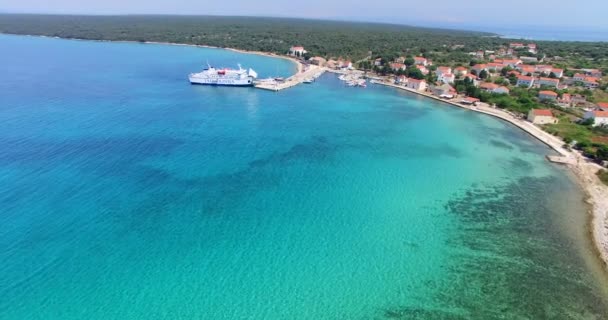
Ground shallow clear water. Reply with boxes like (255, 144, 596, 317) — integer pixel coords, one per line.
(1, 34, 607, 319)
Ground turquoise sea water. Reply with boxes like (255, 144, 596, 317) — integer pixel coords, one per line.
(1, 34, 608, 319)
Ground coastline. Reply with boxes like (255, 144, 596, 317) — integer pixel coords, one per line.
(3, 32, 607, 269)
(372, 80, 608, 269)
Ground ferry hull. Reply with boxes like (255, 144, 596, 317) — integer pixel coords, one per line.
(189, 77, 254, 87)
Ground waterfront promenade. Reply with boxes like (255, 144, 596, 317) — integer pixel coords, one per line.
(254, 64, 325, 91)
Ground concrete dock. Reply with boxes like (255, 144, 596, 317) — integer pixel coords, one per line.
(254, 65, 325, 91)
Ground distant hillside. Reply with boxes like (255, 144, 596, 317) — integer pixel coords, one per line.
(0, 14, 499, 59)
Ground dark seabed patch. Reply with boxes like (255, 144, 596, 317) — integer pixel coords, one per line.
(382, 176, 608, 319)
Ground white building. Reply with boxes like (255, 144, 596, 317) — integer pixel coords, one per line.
(288, 46, 307, 57)
(584, 110, 608, 127)
(414, 57, 428, 66)
(527, 109, 558, 124)
(538, 77, 559, 88)
(406, 78, 427, 91)
(517, 76, 535, 88)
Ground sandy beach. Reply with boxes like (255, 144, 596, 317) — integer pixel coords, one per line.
(372, 80, 608, 269)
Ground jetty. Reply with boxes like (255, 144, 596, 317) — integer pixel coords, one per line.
(254, 65, 325, 91)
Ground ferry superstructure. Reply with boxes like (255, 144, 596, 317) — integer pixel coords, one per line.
(189, 64, 258, 86)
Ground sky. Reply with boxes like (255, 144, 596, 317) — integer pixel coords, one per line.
(2, 0, 608, 31)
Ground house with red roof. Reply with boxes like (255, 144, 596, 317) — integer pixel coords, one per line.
(538, 90, 558, 101)
(597, 102, 608, 110)
(527, 109, 558, 124)
(538, 77, 560, 88)
(390, 62, 406, 71)
(414, 57, 428, 66)
(415, 65, 429, 75)
(558, 93, 572, 107)
(479, 83, 509, 94)
(472, 64, 488, 74)
(463, 74, 480, 87)
(573, 73, 587, 82)
(516, 75, 535, 88)
(487, 63, 503, 72)
(454, 66, 468, 76)
(438, 73, 455, 84)
(480, 82, 499, 92)
(406, 78, 427, 91)
(501, 59, 523, 68)
(288, 46, 307, 57)
(583, 77, 600, 88)
(551, 68, 564, 78)
(435, 66, 452, 76)
(535, 65, 553, 74)
(518, 65, 536, 75)
(584, 110, 608, 127)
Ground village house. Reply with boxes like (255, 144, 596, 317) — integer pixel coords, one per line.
(479, 83, 509, 94)
(395, 75, 408, 84)
(500, 58, 522, 68)
(535, 65, 553, 75)
(432, 83, 456, 98)
(584, 110, 608, 127)
(527, 43, 537, 54)
(494, 86, 510, 94)
(510, 43, 526, 49)
(516, 75, 535, 88)
(551, 68, 564, 78)
(339, 60, 353, 70)
(480, 82, 499, 92)
(583, 77, 600, 88)
(414, 57, 428, 66)
(374, 58, 383, 66)
(472, 64, 488, 74)
(518, 65, 536, 75)
(573, 73, 587, 82)
(406, 78, 427, 91)
(527, 109, 558, 124)
(487, 63, 503, 72)
(538, 77, 559, 88)
(390, 62, 406, 71)
(463, 74, 480, 87)
(584, 69, 603, 78)
(558, 93, 572, 107)
(571, 94, 588, 105)
(454, 66, 468, 76)
(538, 90, 558, 101)
(520, 56, 538, 63)
(395, 56, 406, 64)
(435, 66, 452, 76)
(288, 46, 307, 57)
(438, 73, 455, 84)
(416, 65, 429, 75)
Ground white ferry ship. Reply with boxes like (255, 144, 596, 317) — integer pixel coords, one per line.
(189, 64, 258, 86)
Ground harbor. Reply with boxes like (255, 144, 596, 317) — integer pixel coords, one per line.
(253, 64, 325, 91)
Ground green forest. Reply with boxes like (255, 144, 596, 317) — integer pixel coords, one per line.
(0, 14, 605, 69)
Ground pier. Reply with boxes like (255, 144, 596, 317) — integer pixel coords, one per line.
(254, 65, 325, 91)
